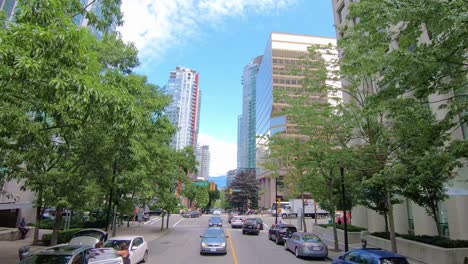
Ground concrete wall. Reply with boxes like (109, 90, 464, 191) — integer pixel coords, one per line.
(351, 206, 368, 229)
(413, 203, 438, 237)
(447, 195, 468, 240)
(0, 180, 36, 225)
(394, 200, 409, 235)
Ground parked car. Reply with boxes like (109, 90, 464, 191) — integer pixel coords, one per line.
(242, 218, 260, 235)
(190, 211, 202, 218)
(200, 228, 228, 255)
(284, 232, 328, 259)
(268, 224, 297, 245)
(69, 228, 108, 247)
(19, 244, 123, 264)
(231, 216, 243, 228)
(208, 216, 223, 227)
(332, 248, 409, 264)
(103, 236, 148, 264)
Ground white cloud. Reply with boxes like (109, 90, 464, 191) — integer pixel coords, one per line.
(198, 133, 237, 177)
(119, 0, 298, 67)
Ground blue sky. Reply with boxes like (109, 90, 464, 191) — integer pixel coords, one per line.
(119, 0, 336, 176)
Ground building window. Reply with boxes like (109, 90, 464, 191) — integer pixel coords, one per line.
(438, 202, 450, 238)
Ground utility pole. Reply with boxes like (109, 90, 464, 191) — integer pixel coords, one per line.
(275, 178, 278, 224)
(341, 166, 349, 252)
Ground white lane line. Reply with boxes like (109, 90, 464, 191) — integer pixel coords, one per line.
(172, 218, 185, 227)
(263, 223, 269, 228)
(144, 217, 161, 225)
(150, 218, 163, 225)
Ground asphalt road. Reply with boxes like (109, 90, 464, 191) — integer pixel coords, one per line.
(145, 213, 331, 264)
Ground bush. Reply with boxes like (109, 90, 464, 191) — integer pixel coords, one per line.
(41, 228, 82, 246)
(319, 224, 367, 232)
(37, 219, 55, 229)
(370, 232, 468, 248)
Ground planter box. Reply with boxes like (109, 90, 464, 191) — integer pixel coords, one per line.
(365, 235, 468, 264)
(312, 224, 362, 244)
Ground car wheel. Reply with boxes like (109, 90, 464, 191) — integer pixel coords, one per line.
(275, 236, 280, 245)
(141, 250, 148, 263)
(282, 214, 287, 219)
(295, 248, 300, 258)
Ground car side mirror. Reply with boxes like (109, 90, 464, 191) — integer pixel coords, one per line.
(131, 246, 137, 251)
(200, 235, 203, 238)
(225, 236, 229, 238)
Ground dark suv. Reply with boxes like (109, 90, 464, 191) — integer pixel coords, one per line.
(268, 224, 297, 244)
(242, 218, 260, 235)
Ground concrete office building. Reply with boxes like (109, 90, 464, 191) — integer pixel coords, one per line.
(196, 145, 210, 181)
(237, 56, 263, 170)
(165, 66, 201, 151)
(226, 170, 237, 187)
(332, 0, 468, 240)
(255, 32, 340, 209)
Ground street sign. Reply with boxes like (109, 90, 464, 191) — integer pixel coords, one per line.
(193, 181, 209, 187)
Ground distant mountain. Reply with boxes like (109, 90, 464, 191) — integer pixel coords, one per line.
(208, 176, 227, 189)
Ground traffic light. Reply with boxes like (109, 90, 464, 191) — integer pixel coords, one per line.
(277, 198, 281, 205)
(228, 188, 232, 194)
(209, 182, 214, 191)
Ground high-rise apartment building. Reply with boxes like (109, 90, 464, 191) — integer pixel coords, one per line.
(165, 66, 201, 150)
(255, 32, 340, 209)
(226, 169, 237, 187)
(196, 145, 210, 181)
(237, 56, 263, 170)
(332, 0, 468, 241)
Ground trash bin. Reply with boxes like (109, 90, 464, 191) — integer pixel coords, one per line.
(18, 246, 30, 261)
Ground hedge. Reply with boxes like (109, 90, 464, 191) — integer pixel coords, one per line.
(370, 232, 468, 248)
(42, 228, 82, 246)
(319, 224, 367, 232)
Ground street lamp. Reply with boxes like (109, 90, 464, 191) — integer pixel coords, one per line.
(340, 166, 349, 252)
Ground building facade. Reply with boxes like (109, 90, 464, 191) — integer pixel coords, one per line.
(226, 169, 237, 187)
(196, 145, 210, 181)
(165, 66, 201, 150)
(332, 0, 468, 240)
(255, 32, 339, 209)
(237, 56, 263, 170)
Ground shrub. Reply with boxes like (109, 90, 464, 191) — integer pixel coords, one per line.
(319, 224, 367, 232)
(370, 232, 468, 248)
(41, 228, 82, 246)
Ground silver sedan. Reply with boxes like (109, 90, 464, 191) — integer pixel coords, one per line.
(284, 232, 328, 259)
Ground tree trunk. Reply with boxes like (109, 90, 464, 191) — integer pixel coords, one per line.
(386, 192, 397, 253)
(431, 205, 442, 236)
(160, 212, 165, 231)
(302, 194, 307, 232)
(51, 207, 63, 245)
(33, 189, 43, 245)
(166, 212, 170, 229)
(331, 211, 339, 251)
(105, 158, 117, 231)
(383, 211, 389, 233)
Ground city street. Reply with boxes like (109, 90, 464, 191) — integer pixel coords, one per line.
(146, 213, 331, 264)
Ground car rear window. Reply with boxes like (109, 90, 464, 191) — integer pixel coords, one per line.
(380, 258, 409, 264)
(286, 227, 297, 233)
(244, 220, 256, 225)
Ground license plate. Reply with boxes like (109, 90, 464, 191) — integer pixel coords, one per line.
(312, 246, 321, 251)
(210, 248, 216, 252)
(248, 226, 252, 228)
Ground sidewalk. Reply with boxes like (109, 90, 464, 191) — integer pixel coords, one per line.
(0, 217, 170, 264)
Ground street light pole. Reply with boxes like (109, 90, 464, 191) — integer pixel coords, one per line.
(275, 177, 278, 224)
(341, 166, 349, 252)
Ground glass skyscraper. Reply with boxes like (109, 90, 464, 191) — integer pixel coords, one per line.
(165, 66, 201, 151)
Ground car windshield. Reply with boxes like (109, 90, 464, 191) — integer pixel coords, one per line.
(380, 258, 409, 264)
(203, 229, 225, 238)
(22, 255, 72, 264)
(285, 227, 297, 233)
(233, 217, 242, 220)
(302, 235, 321, 242)
(210, 218, 221, 223)
(104, 240, 131, 250)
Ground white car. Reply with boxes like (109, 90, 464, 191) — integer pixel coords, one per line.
(231, 216, 243, 228)
(104, 236, 148, 264)
(213, 210, 221, 215)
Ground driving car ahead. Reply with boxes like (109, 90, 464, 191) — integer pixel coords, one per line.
(284, 232, 328, 259)
(104, 236, 148, 264)
(242, 218, 260, 235)
(268, 224, 297, 245)
(19, 244, 123, 264)
(200, 228, 228, 255)
(190, 211, 202, 218)
(231, 216, 243, 228)
(332, 248, 409, 264)
(208, 216, 223, 227)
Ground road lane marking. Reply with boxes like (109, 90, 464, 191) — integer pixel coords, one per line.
(263, 223, 269, 228)
(144, 217, 162, 225)
(226, 229, 238, 264)
(172, 218, 184, 227)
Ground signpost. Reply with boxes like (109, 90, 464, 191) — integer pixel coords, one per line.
(193, 181, 209, 187)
